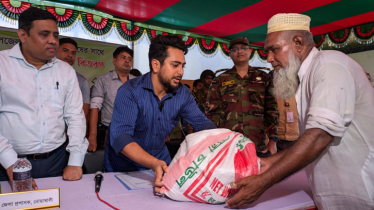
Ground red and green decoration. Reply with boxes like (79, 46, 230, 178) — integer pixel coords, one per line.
(219, 42, 230, 57)
(313, 35, 325, 48)
(255, 49, 268, 61)
(0, 0, 30, 20)
(178, 35, 196, 48)
(115, 21, 144, 41)
(81, 11, 113, 36)
(353, 22, 374, 44)
(45, 6, 79, 28)
(197, 38, 218, 55)
(328, 28, 350, 45)
(146, 28, 169, 41)
(314, 21, 374, 50)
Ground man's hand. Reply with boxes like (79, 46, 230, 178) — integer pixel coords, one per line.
(262, 140, 277, 155)
(87, 135, 97, 152)
(7, 165, 38, 191)
(63, 166, 82, 181)
(226, 174, 270, 209)
(151, 160, 169, 193)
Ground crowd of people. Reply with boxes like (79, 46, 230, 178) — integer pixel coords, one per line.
(0, 7, 373, 210)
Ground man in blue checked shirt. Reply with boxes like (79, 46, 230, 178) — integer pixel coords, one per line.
(103, 35, 216, 192)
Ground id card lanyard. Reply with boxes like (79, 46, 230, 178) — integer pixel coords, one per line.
(285, 100, 294, 123)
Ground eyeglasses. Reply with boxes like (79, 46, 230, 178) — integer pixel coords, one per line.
(230, 47, 250, 53)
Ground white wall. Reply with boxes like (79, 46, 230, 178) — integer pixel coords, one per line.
(348, 50, 374, 85)
(133, 33, 272, 80)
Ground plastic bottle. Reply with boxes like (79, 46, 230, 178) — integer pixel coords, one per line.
(12, 157, 32, 192)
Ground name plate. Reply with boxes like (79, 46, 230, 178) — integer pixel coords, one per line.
(0, 188, 59, 210)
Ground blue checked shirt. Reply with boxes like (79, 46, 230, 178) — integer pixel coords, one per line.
(103, 72, 216, 172)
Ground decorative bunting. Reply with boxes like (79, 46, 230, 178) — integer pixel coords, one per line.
(115, 21, 144, 42)
(218, 42, 230, 57)
(0, 0, 30, 20)
(256, 49, 268, 61)
(197, 38, 218, 55)
(80, 12, 114, 36)
(313, 34, 325, 48)
(146, 28, 169, 41)
(315, 21, 374, 51)
(177, 35, 196, 48)
(46, 6, 79, 28)
(0, 1, 237, 60)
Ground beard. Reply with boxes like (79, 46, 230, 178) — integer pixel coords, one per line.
(273, 50, 301, 100)
(158, 67, 182, 90)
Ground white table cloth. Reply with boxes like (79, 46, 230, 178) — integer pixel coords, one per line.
(0, 170, 314, 210)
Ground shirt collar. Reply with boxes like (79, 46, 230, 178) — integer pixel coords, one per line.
(111, 70, 136, 81)
(110, 70, 120, 80)
(298, 47, 319, 81)
(142, 72, 179, 95)
(8, 43, 57, 67)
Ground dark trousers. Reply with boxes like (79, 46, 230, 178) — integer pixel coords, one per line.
(0, 145, 69, 181)
(277, 139, 297, 152)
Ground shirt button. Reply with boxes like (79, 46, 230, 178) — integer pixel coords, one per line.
(43, 122, 45, 125)
(156, 134, 158, 136)
(39, 87, 42, 90)
(158, 118, 160, 121)
(41, 105, 43, 108)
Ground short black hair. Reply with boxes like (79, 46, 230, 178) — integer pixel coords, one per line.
(148, 35, 188, 72)
(193, 79, 202, 87)
(19, 7, 57, 35)
(59, 38, 78, 49)
(130, 68, 142, 77)
(113, 46, 133, 59)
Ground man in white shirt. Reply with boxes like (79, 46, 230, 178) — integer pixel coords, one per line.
(0, 7, 88, 186)
(226, 14, 374, 209)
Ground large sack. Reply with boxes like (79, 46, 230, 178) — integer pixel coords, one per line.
(160, 128, 259, 204)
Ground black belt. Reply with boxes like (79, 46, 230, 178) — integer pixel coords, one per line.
(18, 144, 65, 160)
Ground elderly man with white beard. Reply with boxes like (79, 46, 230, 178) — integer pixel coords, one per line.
(226, 13, 374, 209)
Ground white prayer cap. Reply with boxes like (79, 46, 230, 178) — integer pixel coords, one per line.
(267, 13, 311, 34)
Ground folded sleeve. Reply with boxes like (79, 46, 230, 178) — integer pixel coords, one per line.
(306, 62, 355, 138)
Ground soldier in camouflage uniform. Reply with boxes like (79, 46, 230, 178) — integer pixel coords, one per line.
(206, 37, 279, 154)
(193, 70, 215, 113)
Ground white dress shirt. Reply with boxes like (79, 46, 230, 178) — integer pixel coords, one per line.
(0, 44, 88, 169)
(296, 47, 374, 209)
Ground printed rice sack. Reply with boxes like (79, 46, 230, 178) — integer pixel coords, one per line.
(160, 128, 260, 204)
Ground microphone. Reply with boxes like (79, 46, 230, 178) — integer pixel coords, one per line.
(94, 171, 103, 193)
(158, 101, 165, 112)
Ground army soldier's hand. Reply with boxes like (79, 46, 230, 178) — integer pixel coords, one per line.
(226, 174, 270, 209)
(152, 160, 169, 193)
(87, 134, 97, 152)
(262, 140, 277, 155)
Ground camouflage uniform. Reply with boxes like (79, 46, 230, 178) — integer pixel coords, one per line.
(206, 66, 279, 150)
(193, 87, 209, 111)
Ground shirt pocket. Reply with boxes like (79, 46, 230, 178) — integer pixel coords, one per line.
(51, 84, 67, 110)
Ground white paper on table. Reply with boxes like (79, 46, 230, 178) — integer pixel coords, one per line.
(114, 170, 155, 190)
